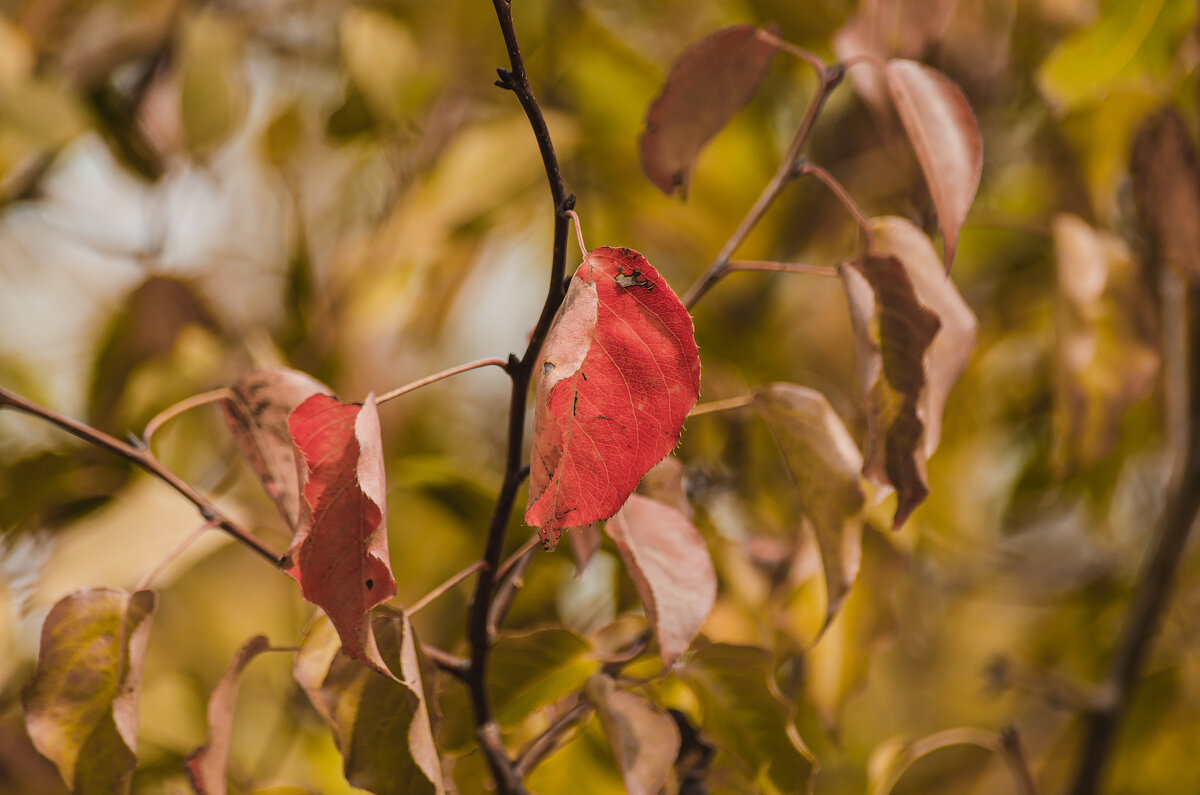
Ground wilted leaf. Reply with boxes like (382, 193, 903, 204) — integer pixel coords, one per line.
(293, 613, 443, 795)
(186, 635, 271, 795)
(840, 254, 942, 527)
(885, 59, 982, 269)
(220, 367, 332, 530)
(678, 643, 815, 792)
(526, 246, 701, 548)
(806, 529, 905, 731)
(868, 727, 1034, 795)
(22, 588, 157, 794)
(606, 494, 717, 667)
(585, 674, 680, 795)
(640, 25, 779, 197)
(1052, 214, 1160, 467)
(1130, 106, 1200, 282)
(754, 383, 864, 628)
(872, 216, 978, 460)
(287, 393, 396, 661)
(637, 455, 692, 518)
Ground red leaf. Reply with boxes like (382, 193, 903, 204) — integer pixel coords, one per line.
(526, 246, 701, 548)
(605, 494, 716, 667)
(185, 635, 271, 795)
(886, 59, 982, 270)
(287, 393, 396, 661)
(640, 25, 779, 197)
(220, 367, 332, 531)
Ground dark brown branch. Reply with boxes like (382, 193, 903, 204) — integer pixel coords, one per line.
(462, 3, 574, 793)
(682, 62, 844, 309)
(1068, 285, 1200, 794)
(0, 385, 284, 567)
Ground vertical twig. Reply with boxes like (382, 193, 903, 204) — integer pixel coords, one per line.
(463, 3, 574, 792)
(1067, 285, 1200, 794)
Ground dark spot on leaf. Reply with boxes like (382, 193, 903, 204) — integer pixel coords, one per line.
(543, 361, 555, 375)
(365, 578, 374, 590)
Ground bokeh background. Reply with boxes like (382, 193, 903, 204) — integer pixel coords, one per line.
(1, 0, 1198, 792)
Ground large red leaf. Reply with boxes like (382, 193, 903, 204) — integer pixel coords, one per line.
(605, 494, 716, 667)
(886, 59, 982, 270)
(526, 246, 701, 548)
(640, 25, 779, 197)
(22, 588, 156, 794)
(186, 635, 271, 795)
(287, 393, 396, 661)
(220, 367, 332, 531)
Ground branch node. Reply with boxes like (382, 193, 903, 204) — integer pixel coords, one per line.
(825, 62, 846, 88)
(126, 431, 147, 449)
(558, 194, 577, 214)
(495, 68, 516, 90)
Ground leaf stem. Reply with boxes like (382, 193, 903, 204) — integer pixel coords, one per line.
(376, 359, 509, 405)
(0, 386, 285, 568)
(136, 519, 217, 591)
(513, 695, 591, 777)
(143, 388, 233, 447)
(689, 394, 755, 417)
(795, 162, 876, 250)
(682, 62, 844, 309)
(565, 208, 588, 257)
(754, 28, 826, 77)
(406, 561, 487, 616)
(725, 260, 839, 278)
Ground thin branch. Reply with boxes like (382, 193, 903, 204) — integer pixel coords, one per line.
(421, 644, 471, 680)
(725, 259, 839, 278)
(497, 532, 541, 582)
(464, 2, 574, 792)
(488, 536, 540, 637)
(0, 386, 284, 567)
(1068, 285, 1200, 795)
(136, 519, 216, 591)
(376, 359, 509, 405)
(142, 388, 232, 447)
(406, 561, 487, 616)
(795, 162, 876, 250)
(682, 63, 845, 309)
(514, 696, 591, 777)
(689, 394, 755, 417)
(565, 209, 588, 256)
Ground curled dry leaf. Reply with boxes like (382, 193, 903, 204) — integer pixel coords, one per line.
(885, 59, 982, 270)
(287, 393, 397, 661)
(640, 25, 779, 197)
(568, 522, 602, 574)
(585, 674, 681, 795)
(605, 494, 716, 667)
(753, 383, 864, 629)
(840, 254, 941, 527)
(22, 588, 157, 794)
(294, 613, 443, 795)
(841, 218, 977, 527)
(1130, 106, 1200, 283)
(1052, 214, 1159, 467)
(186, 635, 272, 795)
(220, 367, 332, 531)
(637, 455, 692, 518)
(526, 246, 701, 549)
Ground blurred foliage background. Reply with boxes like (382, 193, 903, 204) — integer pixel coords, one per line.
(1, 0, 1199, 792)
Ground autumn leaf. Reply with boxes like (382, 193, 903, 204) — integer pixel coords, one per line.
(605, 494, 716, 667)
(22, 588, 157, 794)
(678, 643, 815, 792)
(640, 25, 779, 197)
(294, 613, 443, 794)
(287, 392, 396, 661)
(754, 383, 864, 629)
(526, 246, 701, 548)
(585, 674, 681, 795)
(186, 635, 272, 795)
(568, 522, 601, 574)
(220, 367, 332, 530)
(885, 59, 982, 270)
(1130, 106, 1200, 283)
(841, 254, 941, 527)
